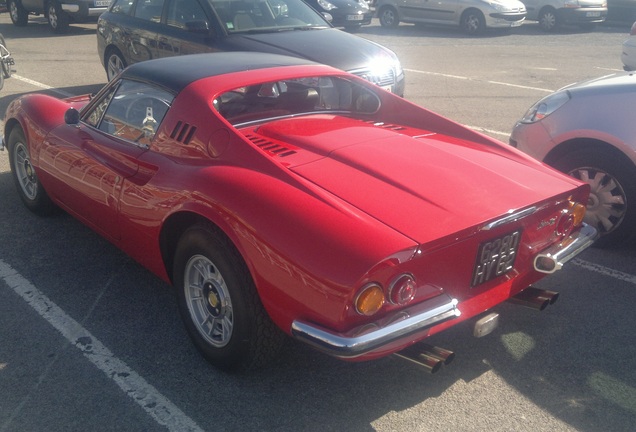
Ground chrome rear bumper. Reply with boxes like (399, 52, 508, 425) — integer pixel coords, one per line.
(534, 223, 598, 273)
(291, 294, 460, 358)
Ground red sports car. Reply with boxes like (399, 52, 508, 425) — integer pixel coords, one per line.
(2, 53, 597, 372)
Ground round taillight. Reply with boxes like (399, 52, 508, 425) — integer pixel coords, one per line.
(388, 274, 417, 306)
(355, 283, 385, 316)
(556, 211, 574, 237)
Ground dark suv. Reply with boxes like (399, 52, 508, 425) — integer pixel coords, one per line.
(7, 0, 110, 32)
(96, 0, 405, 95)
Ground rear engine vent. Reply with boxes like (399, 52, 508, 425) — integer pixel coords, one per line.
(245, 134, 297, 158)
(170, 121, 197, 144)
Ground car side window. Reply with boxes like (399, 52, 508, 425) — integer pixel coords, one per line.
(133, 0, 166, 22)
(83, 79, 174, 147)
(166, 0, 208, 28)
(110, 0, 134, 14)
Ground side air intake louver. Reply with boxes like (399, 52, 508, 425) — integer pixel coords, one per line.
(245, 134, 297, 158)
(170, 121, 197, 144)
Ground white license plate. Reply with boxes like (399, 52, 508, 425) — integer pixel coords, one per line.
(95, 0, 111, 6)
(471, 230, 521, 287)
(586, 11, 601, 17)
(381, 85, 392, 93)
(346, 14, 364, 21)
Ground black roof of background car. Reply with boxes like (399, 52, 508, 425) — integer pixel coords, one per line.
(121, 52, 320, 93)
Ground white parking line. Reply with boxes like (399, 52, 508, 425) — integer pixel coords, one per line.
(12, 75, 74, 97)
(0, 259, 204, 432)
(403, 68, 556, 93)
(572, 259, 636, 285)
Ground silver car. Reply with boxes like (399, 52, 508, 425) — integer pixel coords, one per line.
(375, 0, 527, 35)
(510, 72, 636, 247)
(521, 0, 607, 32)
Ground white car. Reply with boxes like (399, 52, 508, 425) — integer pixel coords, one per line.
(521, 0, 607, 32)
(510, 72, 636, 247)
(376, 0, 527, 35)
(621, 21, 636, 70)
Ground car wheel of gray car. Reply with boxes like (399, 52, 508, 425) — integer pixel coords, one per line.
(47, 1, 70, 33)
(378, 6, 399, 28)
(538, 7, 559, 32)
(7, 126, 56, 215)
(552, 149, 636, 248)
(105, 48, 127, 81)
(461, 9, 485, 35)
(8, 0, 28, 26)
(173, 223, 286, 371)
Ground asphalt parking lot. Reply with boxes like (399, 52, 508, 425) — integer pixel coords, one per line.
(0, 12, 635, 432)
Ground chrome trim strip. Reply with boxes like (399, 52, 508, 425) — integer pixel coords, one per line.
(61, 4, 80, 12)
(291, 294, 460, 358)
(482, 206, 537, 231)
(533, 223, 598, 273)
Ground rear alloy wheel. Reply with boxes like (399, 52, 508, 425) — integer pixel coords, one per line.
(173, 224, 285, 371)
(538, 7, 559, 32)
(8, 0, 28, 26)
(461, 9, 485, 35)
(378, 6, 399, 28)
(47, 1, 70, 33)
(553, 149, 636, 247)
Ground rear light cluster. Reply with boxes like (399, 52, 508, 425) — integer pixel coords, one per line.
(354, 274, 416, 316)
(556, 199, 586, 239)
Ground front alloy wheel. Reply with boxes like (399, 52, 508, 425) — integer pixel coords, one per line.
(7, 126, 56, 215)
(106, 50, 127, 81)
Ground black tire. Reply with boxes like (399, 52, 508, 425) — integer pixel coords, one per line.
(552, 148, 636, 248)
(7, 126, 57, 215)
(173, 223, 285, 372)
(461, 9, 485, 35)
(105, 48, 127, 81)
(8, 0, 28, 26)
(47, 1, 70, 34)
(0, 35, 12, 79)
(538, 7, 559, 32)
(378, 6, 399, 28)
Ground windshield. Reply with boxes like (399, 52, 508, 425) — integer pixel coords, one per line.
(210, 0, 330, 32)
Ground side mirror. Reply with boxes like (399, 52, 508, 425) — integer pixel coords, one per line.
(64, 107, 80, 125)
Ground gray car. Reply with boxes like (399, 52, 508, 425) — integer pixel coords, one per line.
(7, 0, 110, 33)
(510, 72, 636, 247)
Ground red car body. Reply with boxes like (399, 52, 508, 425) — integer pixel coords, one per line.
(2, 52, 597, 371)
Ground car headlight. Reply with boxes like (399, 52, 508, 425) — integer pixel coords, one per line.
(519, 91, 570, 123)
(318, 0, 337, 10)
(564, 0, 581, 7)
(485, 1, 514, 12)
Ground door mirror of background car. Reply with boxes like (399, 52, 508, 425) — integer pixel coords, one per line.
(65, 108, 80, 126)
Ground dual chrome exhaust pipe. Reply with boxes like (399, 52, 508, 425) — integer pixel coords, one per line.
(394, 343, 455, 374)
(508, 286, 559, 311)
(394, 286, 558, 373)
